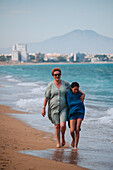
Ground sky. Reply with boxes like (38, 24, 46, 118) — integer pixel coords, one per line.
(0, 0, 113, 48)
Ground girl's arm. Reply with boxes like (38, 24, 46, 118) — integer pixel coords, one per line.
(79, 90, 85, 102)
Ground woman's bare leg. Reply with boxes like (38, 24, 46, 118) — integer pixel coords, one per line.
(70, 119, 76, 147)
(60, 122, 66, 146)
(74, 118, 82, 150)
(55, 124, 61, 148)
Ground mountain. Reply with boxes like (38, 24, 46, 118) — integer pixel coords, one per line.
(1, 29, 113, 54)
(27, 29, 113, 54)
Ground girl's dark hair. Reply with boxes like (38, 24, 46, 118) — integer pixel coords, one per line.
(71, 82, 79, 88)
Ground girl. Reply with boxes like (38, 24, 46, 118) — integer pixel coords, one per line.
(66, 82, 85, 150)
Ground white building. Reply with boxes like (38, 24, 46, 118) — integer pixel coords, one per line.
(12, 43, 28, 62)
(66, 53, 76, 62)
(12, 51, 19, 61)
(73, 53, 77, 61)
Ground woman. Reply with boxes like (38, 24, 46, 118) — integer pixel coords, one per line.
(41, 68, 70, 148)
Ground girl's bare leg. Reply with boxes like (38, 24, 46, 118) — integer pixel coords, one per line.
(70, 119, 76, 147)
(60, 122, 66, 146)
(55, 124, 61, 148)
(74, 118, 82, 150)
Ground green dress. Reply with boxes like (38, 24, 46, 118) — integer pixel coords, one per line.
(45, 80, 70, 124)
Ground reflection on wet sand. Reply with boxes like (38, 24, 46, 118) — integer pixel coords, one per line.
(20, 148, 79, 166)
(20, 147, 113, 169)
(52, 149, 79, 165)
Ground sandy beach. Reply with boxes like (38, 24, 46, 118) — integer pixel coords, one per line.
(0, 105, 87, 170)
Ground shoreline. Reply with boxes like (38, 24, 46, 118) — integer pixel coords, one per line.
(0, 61, 113, 66)
(0, 104, 87, 170)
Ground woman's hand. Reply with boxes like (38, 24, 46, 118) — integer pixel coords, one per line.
(42, 108, 46, 117)
(41, 97, 49, 117)
(80, 94, 85, 102)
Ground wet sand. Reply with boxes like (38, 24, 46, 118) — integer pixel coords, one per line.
(0, 105, 87, 170)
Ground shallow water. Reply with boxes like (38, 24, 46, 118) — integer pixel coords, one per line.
(19, 147, 113, 170)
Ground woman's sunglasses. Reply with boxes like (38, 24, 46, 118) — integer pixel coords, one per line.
(53, 74, 61, 76)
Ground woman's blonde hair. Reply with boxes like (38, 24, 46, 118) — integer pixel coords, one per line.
(51, 68, 61, 76)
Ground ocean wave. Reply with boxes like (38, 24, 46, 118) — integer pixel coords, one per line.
(15, 98, 44, 113)
(98, 108, 113, 124)
(5, 75, 13, 78)
(85, 107, 113, 125)
(7, 78, 20, 83)
(96, 68, 103, 72)
(17, 82, 38, 87)
(5, 75, 21, 83)
(17, 81, 47, 87)
(31, 86, 46, 95)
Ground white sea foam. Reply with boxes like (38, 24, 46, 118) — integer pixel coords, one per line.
(5, 75, 13, 78)
(17, 82, 39, 87)
(31, 86, 46, 95)
(17, 80, 47, 87)
(5, 75, 21, 83)
(15, 98, 44, 113)
(7, 78, 20, 83)
(85, 107, 113, 125)
(98, 108, 113, 124)
(96, 68, 103, 72)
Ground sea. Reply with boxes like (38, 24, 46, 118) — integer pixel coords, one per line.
(0, 63, 113, 170)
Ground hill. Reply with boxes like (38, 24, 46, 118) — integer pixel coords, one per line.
(27, 29, 113, 54)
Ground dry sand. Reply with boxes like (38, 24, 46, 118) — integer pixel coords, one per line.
(0, 105, 87, 170)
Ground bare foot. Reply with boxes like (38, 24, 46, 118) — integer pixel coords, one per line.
(71, 140, 75, 147)
(56, 144, 61, 148)
(61, 139, 65, 146)
(74, 147, 78, 150)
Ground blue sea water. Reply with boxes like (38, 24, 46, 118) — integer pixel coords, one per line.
(0, 63, 113, 170)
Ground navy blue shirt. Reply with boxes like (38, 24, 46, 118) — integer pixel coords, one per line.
(66, 90, 85, 119)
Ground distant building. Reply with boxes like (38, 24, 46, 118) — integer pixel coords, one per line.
(73, 53, 77, 62)
(93, 54, 108, 62)
(107, 54, 113, 61)
(12, 43, 28, 62)
(67, 53, 76, 62)
(44, 53, 75, 62)
(28, 52, 45, 62)
(76, 53, 86, 62)
(44, 53, 61, 62)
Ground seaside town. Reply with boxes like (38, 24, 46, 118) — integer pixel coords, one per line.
(0, 43, 113, 64)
